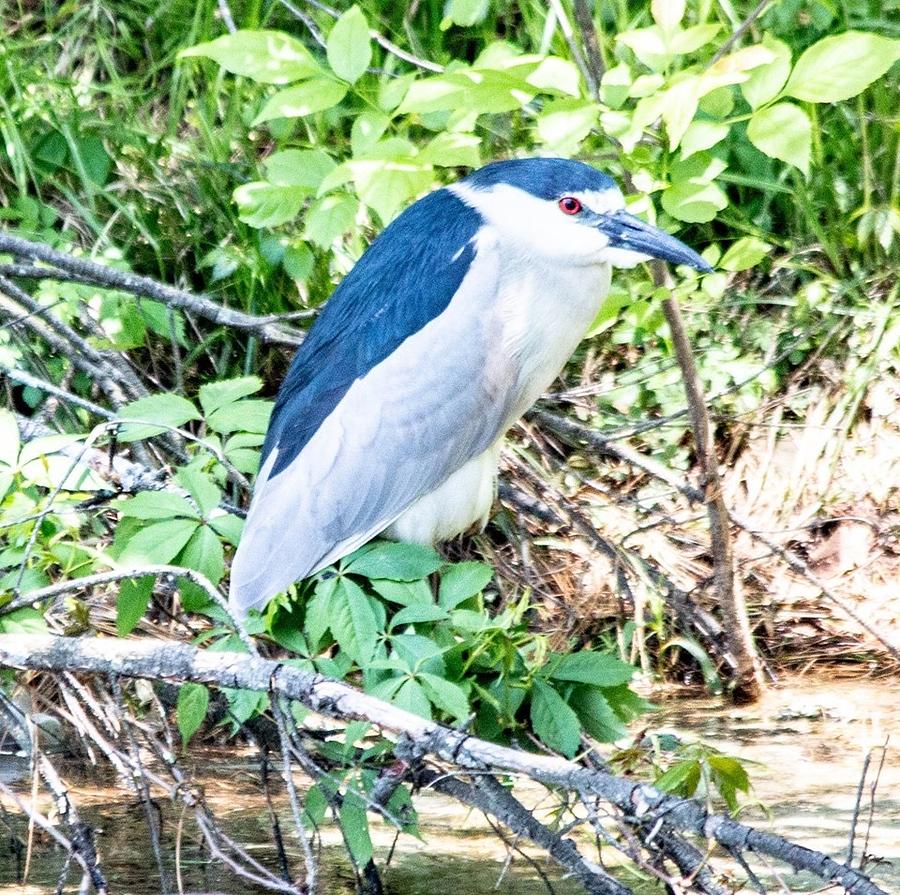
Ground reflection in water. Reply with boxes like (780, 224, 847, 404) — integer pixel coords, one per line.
(1, 675, 897, 894)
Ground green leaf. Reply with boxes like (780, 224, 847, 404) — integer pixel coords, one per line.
(651, 0, 683, 31)
(115, 491, 199, 520)
(526, 56, 581, 97)
(740, 35, 791, 109)
(0, 472, 13, 503)
(117, 394, 201, 442)
(747, 103, 811, 176)
(0, 606, 47, 635)
(419, 672, 469, 722)
(340, 792, 374, 866)
(390, 633, 444, 675)
(616, 27, 669, 70)
(530, 680, 581, 758)
(179, 525, 225, 584)
(668, 24, 722, 55)
(371, 578, 433, 606)
(719, 236, 772, 272)
(223, 687, 267, 727)
(679, 120, 729, 160)
(303, 784, 328, 826)
(548, 652, 635, 687)
(283, 243, 315, 280)
(367, 675, 406, 703)
(175, 467, 221, 516)
(378, 71, 417, 111)
(0, 409, 19, 466)
(327, 6, 372, 84)
(438, 562, 493, 609)
(118, 518, 200, 565)
(655, 759, 701, 796)
(784, 31, 900, 103)
(303, 194, 359, 248)
(450, 609, 489, 633)
(74, 135, 111, 186)
(445, 0, 489, 26)
(419, 132, 482, 168)
(253, 79, 348, 125)
(305, 576, 338, 649)
(707, 755, 750, 793)
(234, 181, 306, 228)
(179, 30, 321, 84)
(330, 577, 378, 664)
(569, 686, 626, 743)
(345, 541, 442, 581)
(17, 439, 105, 492)
(604, 683, 655, 722)
(392, 678, 431, 718)
(265, 150, 335, 191)
(661, 77, 699, 150)
(699, 85, 733, 117)
(198, 376, 263, 416)
(536, 99, 598, 154)
(176, 682, 209, 746)
(397, 76, 467, 114)
(390, 604, 449, 627)
(660, 179, 728, 223)
(270, 611, 310, 654)
(208, 512, 244, 547)
(205, 400, 272, 435)
(344, 140, 432, 223)
(600, 62, 632, 109)
(349, 112, 390, 156)
(116, 575, 154, 636)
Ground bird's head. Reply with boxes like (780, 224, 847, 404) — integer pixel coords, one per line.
(451, 157, 712, 273)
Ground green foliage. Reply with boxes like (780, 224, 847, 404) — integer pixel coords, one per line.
(654, 741, 752, 813)
(177, 682, 210, 746)
(256, 540, 647, 756)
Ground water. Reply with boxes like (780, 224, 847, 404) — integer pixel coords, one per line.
(656, 674, 900, 891)
(1, 674, 897, 894)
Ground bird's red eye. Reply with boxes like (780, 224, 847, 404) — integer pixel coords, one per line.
(558, 196, 582, 215)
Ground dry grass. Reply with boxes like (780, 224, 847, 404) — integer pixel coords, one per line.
(490, 371, 900, 678)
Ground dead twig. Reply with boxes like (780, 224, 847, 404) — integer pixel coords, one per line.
(0, 232, 302, 345)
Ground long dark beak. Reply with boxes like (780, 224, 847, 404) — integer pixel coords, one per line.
(593, 210, 713, 272)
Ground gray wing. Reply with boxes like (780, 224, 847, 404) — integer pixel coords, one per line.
(229, 239, 514, 614)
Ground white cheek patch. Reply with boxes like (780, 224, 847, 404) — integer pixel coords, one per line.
(604, 246, 651, 269)
(449, 181, 631, 264)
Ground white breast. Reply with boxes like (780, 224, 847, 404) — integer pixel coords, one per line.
(495, 250, 612, 424)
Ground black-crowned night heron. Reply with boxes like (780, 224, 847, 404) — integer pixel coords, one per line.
(229, 157, 711, 616)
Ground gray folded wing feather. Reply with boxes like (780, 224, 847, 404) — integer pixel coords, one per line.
(229, 239, 515, 613)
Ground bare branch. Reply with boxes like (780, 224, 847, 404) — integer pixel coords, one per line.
(0, 633, 888, 895)
(571, 0, 605, 90)
(659, 291, 763, 702)
(0, 231, 303, 345)
(709, 0, 770, 64)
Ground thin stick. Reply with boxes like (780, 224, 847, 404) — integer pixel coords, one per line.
(546, 0, 597, 97)
(660, 287, 762, 702)
(533, 409, 900, 663)
(572, 0, 605, 89)
(709, 0, 770, 64)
